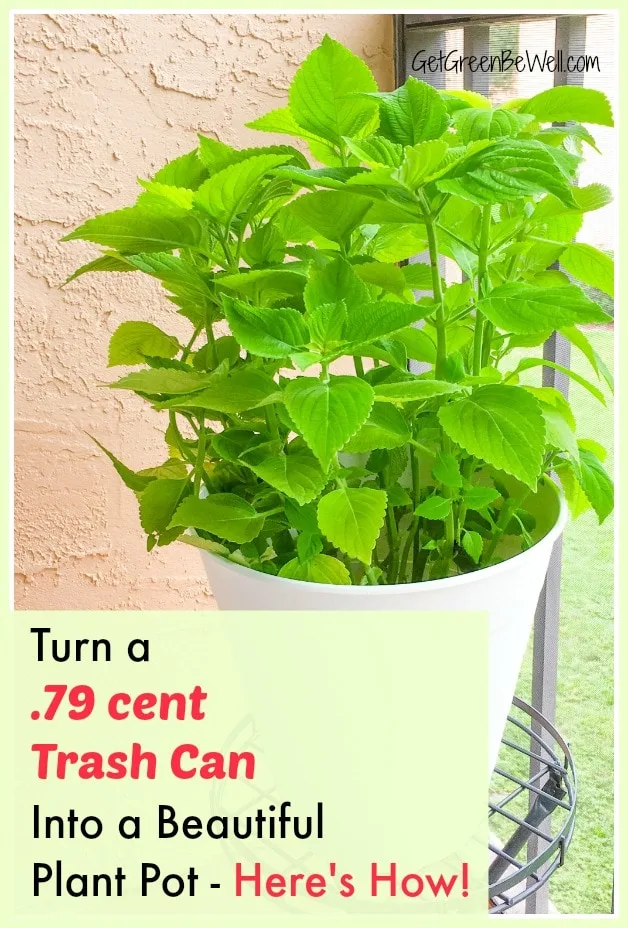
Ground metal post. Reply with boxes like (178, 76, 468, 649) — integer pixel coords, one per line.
(525, 16, 586, 914)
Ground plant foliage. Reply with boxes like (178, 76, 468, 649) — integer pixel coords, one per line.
(64, 35, 614, 585)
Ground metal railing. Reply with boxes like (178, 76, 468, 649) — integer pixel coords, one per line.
(394, 12, 590, 914)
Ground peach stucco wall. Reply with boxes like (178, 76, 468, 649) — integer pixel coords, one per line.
(13, 13, 394, 610)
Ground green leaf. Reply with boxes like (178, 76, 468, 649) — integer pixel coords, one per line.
(340, 301, 434, 353)
(373, 379, 461, 404)
(62, 207, 203, 253)
(353, 262, 407, 297)
(239, 446, 328, 505)
(90, 436, 154, 492)
(217, 268, 306, 303)
(343, 135, 404, 167)
(578, 438, 607, 462)
(462, 530, 483, 563)
(368, 77, 450, 146)
(573, 183, 613, 212)
(156, 368, 280, 414)
(575, 448, 614, 523)
(246, 106, 339, 164)
(151, 149, 208, 189)
(317, 486, 387, 564)
(139, 478, 190, 534)
(125, 252, 213, 306)
(304, 257, 369, 314)
(393, 327, 437, 364)
(193, 153, 289, 223)
(137, 180, 195, 211)
(438, 385, 545, 488)
(400, 262, 434, 291)
(242, 223, 286, 267)
(432, 451, 462, 488)
(343, 404, 410, 453)
(415, 495, 452, 520)
(555, 460, 591, 518)
(453, 107, 533, 143)
(560, 243, 614, 297)
(438, 140, 576, 208)
(508, 357, 606, 404)
(284, 375, 374, 471)
(289, 34, 379, 145)
(399, 140, 449, 188)
(109, 367, 219, 395)
(297, 531, 324, 564)
(368, 224, 428, 263)
(63, 252, 134, 286)
(224, 299, 309, 359)
(463, 485, 501, 511)
(306, 301, 347, 353)
(520, 85, 614, 126)
(108, 321, 180, 367)
(169, 494, 265, 543)
(479, 282, 608, 334)
(560, 326, 613, 392)
(278, 553, 351, 584)
(287, 191, 372, 245)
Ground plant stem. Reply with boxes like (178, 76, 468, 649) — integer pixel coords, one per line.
(386, 505, 399, 584)
(482, 488, 531, 565)
(473, 204, 492, 376)
(194, 416, 207, 495)
(353, 355, 365, 377)
(266, 403, 281, 441)
(423, 207, 448, 380)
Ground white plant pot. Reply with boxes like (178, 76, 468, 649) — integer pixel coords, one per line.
(201, 480, 567, 777)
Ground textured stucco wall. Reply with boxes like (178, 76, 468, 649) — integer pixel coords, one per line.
(13, 13, 394, 610)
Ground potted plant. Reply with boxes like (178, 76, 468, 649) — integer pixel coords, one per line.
(63, 36, 614, 769)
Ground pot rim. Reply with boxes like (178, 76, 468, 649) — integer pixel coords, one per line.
(201, 479, 568, 596)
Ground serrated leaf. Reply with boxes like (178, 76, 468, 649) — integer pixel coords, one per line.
(415, 495, 452, 520)
(400, 262, 434, 291)
(108, 321, 180, 367)
(62, 206, 203, 253)
(193, 153, 289, 223)
(577, 438, 607, 462)
(462, 530, 483, 563)
(479, 282, 608, 334)
(463, 485, 501, 511)
(373, 379, 461, 404)
(393, 327, 437, 364)
(289, 35, 379, 145)
(125, 252, 213, 306)
(304, 256, 369, 314)
(109, 367, 219, 395)
(63, 252, 134, 286)
(520, 85, 613, 126)
(306, 301, 347, 353)
(353, 262, 407, 296)
(297, 531, 324, 564)
(156, 368, 280, 414)
(438, 385, 545, 488)
(343, 135, 404, 167)
(284, 375, 374, 471)
(278, 553, 351, 584)
(224, 298, 309, 358)
(339, 301, 434, 353)
(453, 107, 533, 143)
(573, 183, 613, 212)
(151, 149, 208, 189)
(438, 140, 576, 208)
(399, 140, 449, 188)
(137, 180, 195, 211)
(343, 404, 410, 453)
(508, 357, 606, 404)
(369, 224, 428, 263)
(317, 486, 387, 564)
(139, 478, 191, 534)
(432, 451, 462, 488)
(246, 106, 339, 165)
(555, 460, 591, 518)
(368, 77, 450, 146)
(287, 190, 372, 245)
(216, 268, 306, 303)
(240, 446, 328, 505)
(575, 448, 614, 523)
(560, 243, 614, 297)
(169, 493, 265, 543)
(90, 436, 154, 492)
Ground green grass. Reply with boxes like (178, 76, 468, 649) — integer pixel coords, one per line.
(493, 327, 614, 914)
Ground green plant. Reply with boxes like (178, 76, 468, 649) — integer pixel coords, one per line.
(63, 35, 614, 586)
